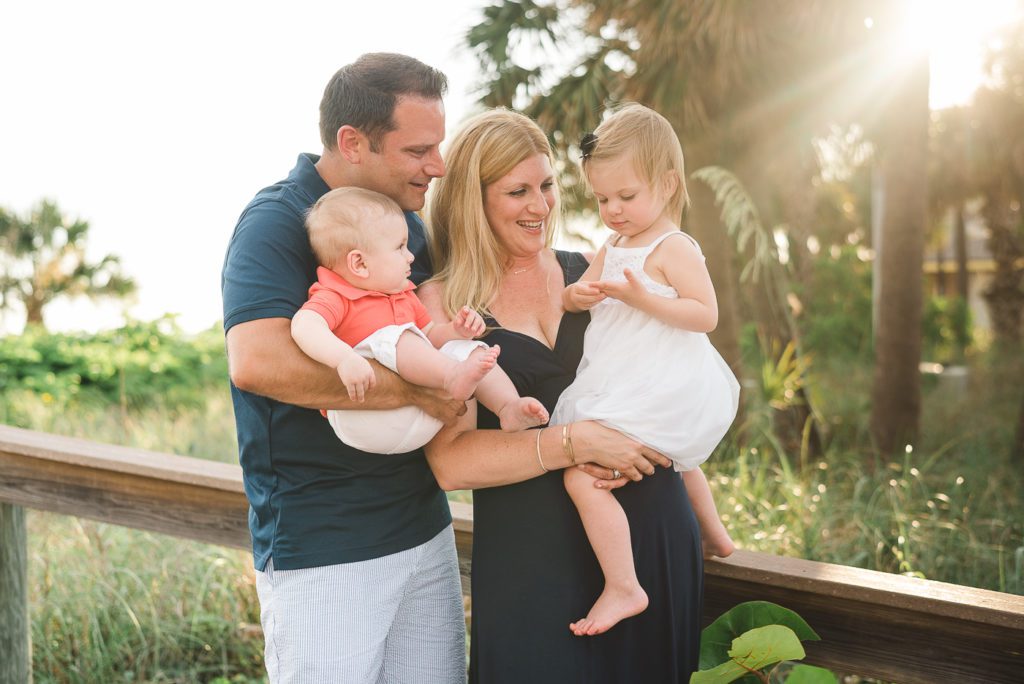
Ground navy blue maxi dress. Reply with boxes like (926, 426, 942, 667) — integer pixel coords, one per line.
(469, 251, 704, 683)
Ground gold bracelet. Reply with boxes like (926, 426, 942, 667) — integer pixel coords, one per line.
(566, 423, 577, 465)
(562, 424, 576, 465)
(536, 427, 549, 473)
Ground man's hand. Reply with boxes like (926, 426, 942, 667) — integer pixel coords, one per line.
(337, 355, 376, 402)
(411, 386, 468, 425)
(565, 281, 607, 311)
(452, 306, 486, 338)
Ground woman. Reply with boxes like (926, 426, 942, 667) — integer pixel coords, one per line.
(419, 109, 703, 683)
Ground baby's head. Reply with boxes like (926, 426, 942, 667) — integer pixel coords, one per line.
(306, 186, 413, 293)
(581, 103, 690, 224)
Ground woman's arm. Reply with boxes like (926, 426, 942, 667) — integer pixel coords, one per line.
(425, 406, 669, 491)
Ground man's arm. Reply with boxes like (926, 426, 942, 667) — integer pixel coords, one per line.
(228, 317, 464, 422)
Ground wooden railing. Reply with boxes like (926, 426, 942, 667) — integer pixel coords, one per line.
(2, 424, 1023, 683)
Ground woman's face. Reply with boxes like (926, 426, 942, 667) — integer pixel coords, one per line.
(483, 153, 556, 258)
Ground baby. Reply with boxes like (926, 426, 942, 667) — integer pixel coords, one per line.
(291, 186, 548, 453)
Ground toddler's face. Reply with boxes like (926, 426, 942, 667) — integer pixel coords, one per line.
(587, 155, 670, 241)
(360, 212, 415, 294)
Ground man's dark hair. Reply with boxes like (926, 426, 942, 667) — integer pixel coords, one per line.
(319, 53, 448, 153)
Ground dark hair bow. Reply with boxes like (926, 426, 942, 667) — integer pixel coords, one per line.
(579, 132, 598, 160)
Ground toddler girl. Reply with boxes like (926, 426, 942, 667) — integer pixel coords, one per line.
(553, 104, 740, 636)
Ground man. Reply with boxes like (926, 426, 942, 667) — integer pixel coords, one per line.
(221, 53, 466, 683)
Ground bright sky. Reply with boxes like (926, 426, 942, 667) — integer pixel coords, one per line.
(1, 0, 1018, 335)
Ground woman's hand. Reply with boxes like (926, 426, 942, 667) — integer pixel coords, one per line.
(571, 421, 671, 487)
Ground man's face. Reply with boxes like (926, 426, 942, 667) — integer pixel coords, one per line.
(359, 96, 446, 211)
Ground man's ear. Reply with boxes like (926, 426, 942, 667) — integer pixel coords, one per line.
(337, 125, 365, 164)
(346, 249, 370, 278)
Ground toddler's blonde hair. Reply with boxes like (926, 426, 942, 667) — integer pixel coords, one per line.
(582, 103, 690, 222)
(306, 186, 403, 268)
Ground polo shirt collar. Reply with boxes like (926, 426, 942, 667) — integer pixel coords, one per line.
(316, 267, 416, 300)
(290, 153, 331, 205)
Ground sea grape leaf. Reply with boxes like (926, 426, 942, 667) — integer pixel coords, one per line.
(700, 601, 819, 670)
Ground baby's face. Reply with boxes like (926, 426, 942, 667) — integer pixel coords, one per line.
(360, 212, 415, 294)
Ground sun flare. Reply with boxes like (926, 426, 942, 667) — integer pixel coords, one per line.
(905, 0, 1021, 108)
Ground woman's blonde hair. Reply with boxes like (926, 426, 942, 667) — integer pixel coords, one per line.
(427, 108, 559, 318)
(582, 103, 690, 222)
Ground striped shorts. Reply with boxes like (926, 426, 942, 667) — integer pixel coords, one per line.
(255, 525, 466, 683)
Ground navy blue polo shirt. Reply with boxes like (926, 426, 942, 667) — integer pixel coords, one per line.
(221, 153, 449, 571)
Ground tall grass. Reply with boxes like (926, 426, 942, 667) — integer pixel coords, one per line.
(709, 352, 1023, 594)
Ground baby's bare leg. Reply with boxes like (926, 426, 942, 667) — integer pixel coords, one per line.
(682, 468, 735, 559)
(394, 332, 498, 401)
(473, 351, 548, 431)
(564, 466, 648, 637)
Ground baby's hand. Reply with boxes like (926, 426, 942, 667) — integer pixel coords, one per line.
(567, 281, 607, 310)
(596, 269, 648, 307)
(337, 355, 376, 402)
(452, 306, 486, 339)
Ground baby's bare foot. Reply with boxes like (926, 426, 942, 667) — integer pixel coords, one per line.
(498, 397, 549, 432)
(569, 584, 648, 637)
(701, 520, 736, 559)
(443, 346, 498, 401)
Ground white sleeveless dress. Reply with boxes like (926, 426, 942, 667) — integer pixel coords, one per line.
(551, 231, 740, 471)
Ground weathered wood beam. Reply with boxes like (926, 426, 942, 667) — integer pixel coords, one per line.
(0, 425, 248, 549)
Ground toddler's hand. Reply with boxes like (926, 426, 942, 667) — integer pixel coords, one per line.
(452, 306, 486, 338)
(337, 355, 376, 402)
(567, 281, 606, 310)
(596, 269, 647, 307)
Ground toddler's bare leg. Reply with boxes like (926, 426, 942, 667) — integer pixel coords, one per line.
(473, 352, 548, 431)
(682, 468, 735, 559)
(394, 332, 498, 401)
(564, 467, 648, 636)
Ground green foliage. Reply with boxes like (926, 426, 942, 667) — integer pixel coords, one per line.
(922, 295, 972, 364)
(692, 602, 823, 684)
(0, 317, 227, 418)
(699, 601, 819, 672)
(691, 167, 778, 285)
(784, 665, 838, 683)
(795, 245, 874, 361)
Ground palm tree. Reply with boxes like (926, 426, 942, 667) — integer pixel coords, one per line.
(0, 200, 135, 328)
(866, 6, 931, 455)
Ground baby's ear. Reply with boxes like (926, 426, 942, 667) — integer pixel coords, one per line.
(346, 249, 369, 278)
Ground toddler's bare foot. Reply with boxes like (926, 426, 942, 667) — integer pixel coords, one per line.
(701, 520, 735, 559)
(497, 397, 549, 432)
(568, 584, 648, 637)
(443, 346, 499, 401)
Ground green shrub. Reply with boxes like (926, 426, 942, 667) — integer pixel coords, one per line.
(0, 317, 228, 414)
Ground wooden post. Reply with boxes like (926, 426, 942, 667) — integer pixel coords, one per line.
(0, 502, 30, 683)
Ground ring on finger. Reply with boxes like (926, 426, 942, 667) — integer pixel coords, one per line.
(612, 469, 621, 479)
